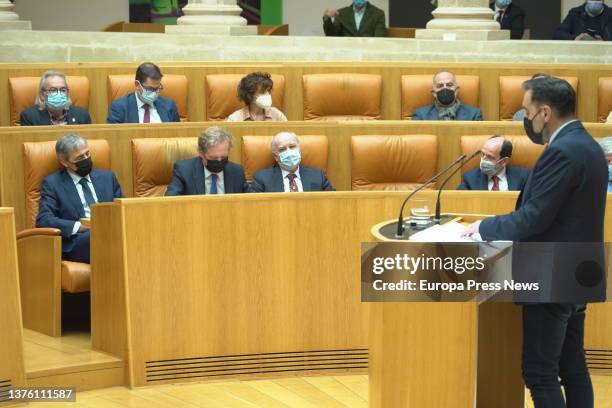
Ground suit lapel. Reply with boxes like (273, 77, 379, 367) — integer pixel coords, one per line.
(300, 167, 313, 192)
(128, 93, 140, 124)
(340, 6, 358, 36)
(506, 167, 518, 191)
(273, 167, 285, 192)
(478, 172, 489, 191)
(60, 171, 86, 218)
(358, 4, 373, 34)
(223, 164, 232, 193)
(155, 98, 169, 122)
(39, 109, 52, 125)
(90, 170, 108, 202)
(193, 158, 206, 195)
(66, 108, 78, 125)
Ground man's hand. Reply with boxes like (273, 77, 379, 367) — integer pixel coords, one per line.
(594, 34, 604, 41)
(461, 220, 482, 237)
(323, 8, 339, 19)
(575, 32, 595, 41)
(78, 224, 90, 233)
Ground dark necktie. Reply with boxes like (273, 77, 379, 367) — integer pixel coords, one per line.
(287, 173, 298, 192)
(143, 104, 150, 123)
(491, 176, 500, 191)
(78, 178, 96, 208)
(209, 173, 218, 195)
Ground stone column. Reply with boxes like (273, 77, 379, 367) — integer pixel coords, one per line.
(0, 0, 31, 30)
(415, 0, 508, 40)
(166, 0, 256, 36)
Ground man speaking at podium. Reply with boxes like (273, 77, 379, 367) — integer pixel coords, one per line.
(464, 76, 607, 408)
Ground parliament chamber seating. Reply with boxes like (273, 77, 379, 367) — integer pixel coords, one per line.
(302, 73, 382, 121)
(498, 76, 579, 121)
(107, 74, 189, 121)
(350, 135, 438, 191)
(241, 135, 329, 182)
(401, 74, 480, 120)
(460, 135, 546, 174)
(598, 77, 612, 123)
(205, 74, 285, 121)
(8, 76, 90, 126)
(16, 139, 111, 336)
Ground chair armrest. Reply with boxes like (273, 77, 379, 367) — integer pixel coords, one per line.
(16, 228, 61, 240)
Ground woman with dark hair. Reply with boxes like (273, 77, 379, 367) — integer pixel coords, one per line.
(227, 72, 288, 122)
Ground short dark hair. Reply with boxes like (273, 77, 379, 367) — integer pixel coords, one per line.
(135, 62, 163, 83)
(237, 72, 273, 106)
(489, 135, 513, 159)
(522, 76, 576, 119)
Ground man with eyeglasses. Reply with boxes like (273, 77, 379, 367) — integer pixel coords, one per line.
(19, 71, 92, 126)
(107, 62, 180, 124)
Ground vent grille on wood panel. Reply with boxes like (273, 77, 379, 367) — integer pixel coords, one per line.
(0, 380, 12, 403)
(145, 349, 368, 383)
(586, 349, 612, 373)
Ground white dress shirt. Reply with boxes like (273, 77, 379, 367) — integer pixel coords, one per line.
(281, 167, 303, 192)
(487, 166, 509, 191)
(354, 5, 365, 30)
(136, 94, 162, 124)
(68, 172, 99, 235)
(204, 167, 225, 194)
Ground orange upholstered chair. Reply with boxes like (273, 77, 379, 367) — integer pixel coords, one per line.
(241, 135, 329, 183)
(401, 75, 480, 120)
(350, 135, 438, 190)
(205, 74, 286, 121)
(460, 135, 545, 174)
(598, 77, 612, 123)
(498, 76, 579, 120)
(17, 139, 111, 337)
(107, 74, 189, 121)
(8, 76, 90, 126)
(131, 138, 199, 197)
(302, 74, 382, 120)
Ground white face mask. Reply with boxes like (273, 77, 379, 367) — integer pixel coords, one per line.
(254, 93, 272, 109)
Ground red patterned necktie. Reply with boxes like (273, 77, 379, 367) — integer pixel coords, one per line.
(287, 173, 298, 192)
(143, 104, 150, 123)
(491, 175, 500, 191)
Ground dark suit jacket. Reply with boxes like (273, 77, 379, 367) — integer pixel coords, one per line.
(250, 165, 335, 192)
(553, 4, 612, 41)
(457, 166, 530, 191)
(413, 104, 483, 121)
(165, 157, 248, 196)
(323, 2, 385, 37)
(19, 105, 92, 126)
(106, 93, 180, 124)
(36, 169, 122, 253)
(490, 3, 526, 39)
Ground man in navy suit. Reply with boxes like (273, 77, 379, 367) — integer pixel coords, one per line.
(36, 133, 122, 263)
(250, 132, 334, 192)
(464, 77, 607, 408)
(490, 0, 526, 40)
(106, 62, 180, 124)
(165, 127, 248, 196)
(413, 71, 483, 121)
(458, 136, 529, 191)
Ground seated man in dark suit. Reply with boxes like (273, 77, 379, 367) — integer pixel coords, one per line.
(553, 0, 612, 41)
(19, 71, 92, 126)
(165, 126, 248, 196)
(458, 136, 529, 191)
(107, 62, 180, 124)
(414, 71, 483, 121)
(323, 0, 386, 37)
(251, 132, 334, 192)
(490, 0, 526, 40)
(36, 133, 122, 263)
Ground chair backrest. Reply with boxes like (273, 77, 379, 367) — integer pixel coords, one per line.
(107, 74, 189, 121)
(131, 138, 198, 197)
(22, 139, 111, 229)
(205, 74, 286, 121)
(350, 135, 438, 191)
(401, 75, 480, 120)
(9, 76, 90, 126)
(302, 73, 382, 121)
(498, 76, 579, 121)
(460, 135, 546, 174)
(598, 77, 612, 123)
(241, 135, 329, 183)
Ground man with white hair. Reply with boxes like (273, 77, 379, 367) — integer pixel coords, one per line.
(250, 132, 334, 192)
(165, 126, 248, 196)
(19, 71, 92, 126)
(599, 137, 612, 192)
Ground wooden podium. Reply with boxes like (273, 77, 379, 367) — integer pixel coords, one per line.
(368, 216, 524, 408)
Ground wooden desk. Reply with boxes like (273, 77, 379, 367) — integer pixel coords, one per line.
(0, 208, 26, 402)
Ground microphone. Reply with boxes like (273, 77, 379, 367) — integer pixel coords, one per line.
(395, 153, 467, 238)
(434, 149, 482, 223)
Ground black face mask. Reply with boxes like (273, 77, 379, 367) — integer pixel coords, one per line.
(523, 110, 545, 145)
(436, 88, 456, 106)
(73, 156, 93, 177)
(205, 157, 228, 173)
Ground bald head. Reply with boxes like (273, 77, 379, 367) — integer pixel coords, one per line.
(270, 132, 300, 154)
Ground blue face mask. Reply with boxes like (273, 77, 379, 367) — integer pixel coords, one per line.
(46, 92, 69, 110)
(586, 1, 605, 15)
(138, 82, 160, 105)
(353, 0, 367, 8)
(496, 0, 512, 8)
(278, 148, 301, 171)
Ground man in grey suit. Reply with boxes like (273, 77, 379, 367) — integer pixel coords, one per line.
(414, 71, 483, 121)
(250, 132, 334, 193)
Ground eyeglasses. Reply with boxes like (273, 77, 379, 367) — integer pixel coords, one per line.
(44, 87, 69, 95)
(137, 81, 163, 93)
